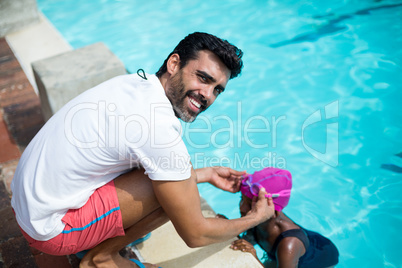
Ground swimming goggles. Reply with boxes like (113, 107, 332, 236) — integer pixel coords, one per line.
(241, 174, 291, 198)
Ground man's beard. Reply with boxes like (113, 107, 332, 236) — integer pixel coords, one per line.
(166, 71, 206, 123)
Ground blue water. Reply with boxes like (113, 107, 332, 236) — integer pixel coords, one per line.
(37, 0, 402, 267)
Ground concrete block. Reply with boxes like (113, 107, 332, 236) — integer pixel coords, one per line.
(6, 12, 73, 90)
(32, 42, 127, 121)
(0, 0, 40, 37)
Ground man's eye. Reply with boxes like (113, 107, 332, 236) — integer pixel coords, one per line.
(199, 75, 207, 82)
(215, 88, 224, 95)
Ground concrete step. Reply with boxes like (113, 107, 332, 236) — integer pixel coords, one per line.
(134, 197, 262, 267)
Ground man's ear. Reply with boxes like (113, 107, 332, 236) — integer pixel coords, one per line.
(167, 53, 180, 75)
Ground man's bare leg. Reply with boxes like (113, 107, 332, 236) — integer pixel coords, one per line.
(80, 168, 169, 268)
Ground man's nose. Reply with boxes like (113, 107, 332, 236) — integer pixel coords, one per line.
(198, 85, 214, 101)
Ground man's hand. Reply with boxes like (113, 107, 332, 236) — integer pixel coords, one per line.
(195, 166, 246, 193)
(249, 187, 275, 223)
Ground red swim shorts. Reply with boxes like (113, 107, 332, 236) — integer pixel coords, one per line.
(19, 180, 125, 255)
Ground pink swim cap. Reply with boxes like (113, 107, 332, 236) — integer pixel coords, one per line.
(240, 167, 292, 212)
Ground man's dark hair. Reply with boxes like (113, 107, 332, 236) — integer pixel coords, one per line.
(156, 32, 243, 79)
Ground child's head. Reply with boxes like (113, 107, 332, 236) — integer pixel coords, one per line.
(240, 167, 292, 212)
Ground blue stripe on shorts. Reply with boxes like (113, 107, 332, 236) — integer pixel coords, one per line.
(61, 206, 120, 234)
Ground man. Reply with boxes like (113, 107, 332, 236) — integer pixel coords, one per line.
(11, 32, 275, 268)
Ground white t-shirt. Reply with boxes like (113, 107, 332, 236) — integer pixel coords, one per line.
(11, 74, 191, 241)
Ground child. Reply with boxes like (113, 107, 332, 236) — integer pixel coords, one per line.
(228, 167, 339, 268)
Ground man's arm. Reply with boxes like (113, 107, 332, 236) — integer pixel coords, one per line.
(152, 168, 275, 248)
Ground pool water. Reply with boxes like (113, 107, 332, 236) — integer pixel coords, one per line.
(37, 0, 402, 267)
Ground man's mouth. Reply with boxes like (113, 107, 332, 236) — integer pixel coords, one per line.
(188, 95, 204, 113)
(189, 97, 201, 109)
